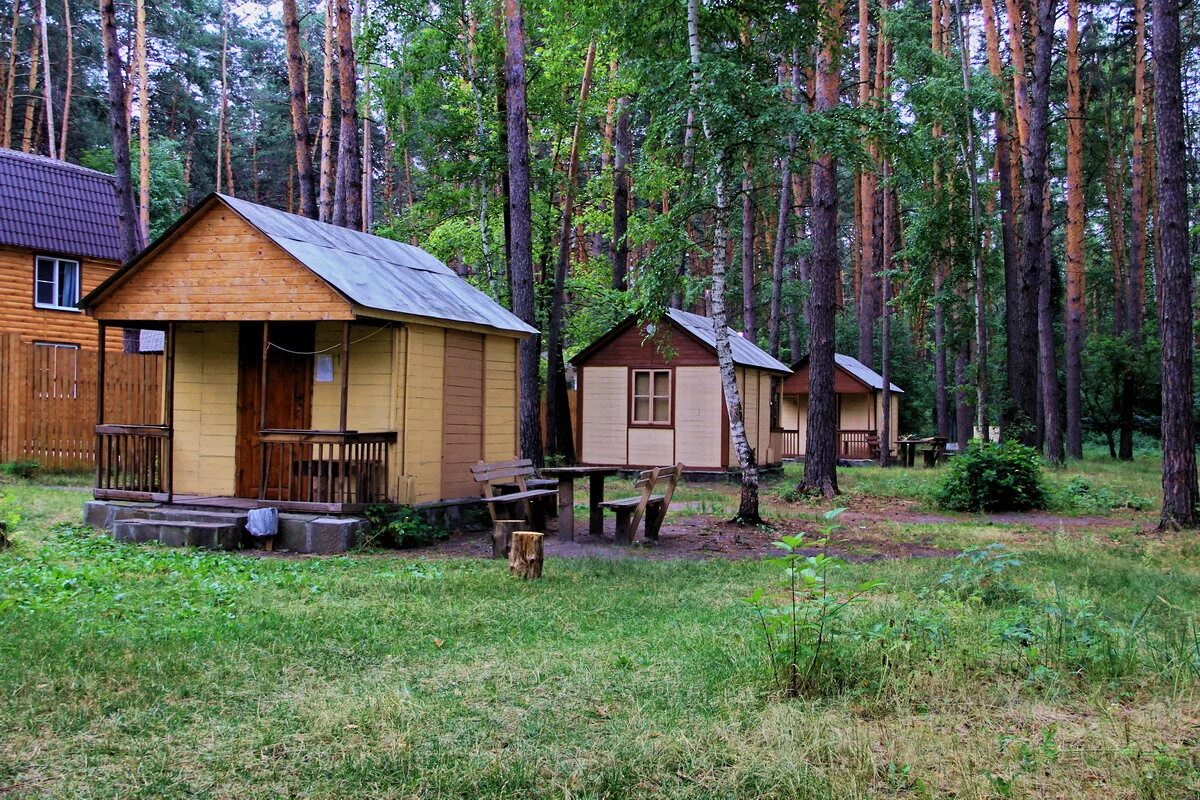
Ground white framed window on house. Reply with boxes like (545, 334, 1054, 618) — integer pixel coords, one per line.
(34, 256, 82, 311)
(33, 342, 80, 399)
(630, 369, 672, 426)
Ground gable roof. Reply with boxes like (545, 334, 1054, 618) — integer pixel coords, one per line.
(791, 352, 904, 393)
(82, 194, 537, 336)
(0, 148, 124, 262)
(571, 309, 791, 374)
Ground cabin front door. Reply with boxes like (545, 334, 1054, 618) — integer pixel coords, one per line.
(235, 322, 314, 498)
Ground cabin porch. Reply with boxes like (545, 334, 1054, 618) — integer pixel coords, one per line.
(91, 319, 400, 515)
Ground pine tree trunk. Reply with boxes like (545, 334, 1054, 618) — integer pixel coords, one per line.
(318, 0, 335, 222)
(800, 0, 844, 498)
(136, 0, 149, 241)
(1039, 182, 1064, 464)
(1013, 0, 1054, 448)
(2, 0, 19, 150)
(55, 0, 68, 157)
(504, 0, 542, 466)
(934, 266, 949, 438)
(283, 0, 317, 218)
(741, 159, 755, 337)
(35, 0, 52, 157)
(611, 94, 631, 290)
(1129, 0, 1149, 335)
(1153, 0, 1199, 528)
(99, 0, 139, 261)
(545, 39, 595, 463)
(20, 25, 37, 153)
(880, 166, 893, 467)
(768, 57, 798, 359)
(331, 0, 361, 229)
(1063, 0, 1085, 459)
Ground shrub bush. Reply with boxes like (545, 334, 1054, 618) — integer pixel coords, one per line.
(0, 460, 39, 480)
(363, 504, 450, 549)
(935, 441, 1048, 512)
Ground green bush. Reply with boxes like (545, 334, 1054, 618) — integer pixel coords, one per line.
(1057, 476, 1155, 513)
(363, 504, 450, 549)
(0, 460, 39, 480)
(935, 441, 1048, 512)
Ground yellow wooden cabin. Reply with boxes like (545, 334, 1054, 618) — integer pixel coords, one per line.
(80, 193, 535, 513)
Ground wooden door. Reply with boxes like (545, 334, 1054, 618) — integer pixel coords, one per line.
(235, 322, 314, 498)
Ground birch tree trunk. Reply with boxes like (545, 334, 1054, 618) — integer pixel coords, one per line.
(800, 0, 845, 498)
(317, 0, 335, 222)
(20, 27, 36, 152)
(99, 0, 139, 260)
(504, 0, 542, 466)
(1153, 0, 1199, 528)
(55, 0, 69, 156)
(283, 0, 317, 218)
(35, 0, 52, 157)
(1064, 0, 1085, 459)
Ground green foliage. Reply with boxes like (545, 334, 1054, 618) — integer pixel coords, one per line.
(935, 441, 1049, 512)
(1058, 477, 1155, 513)
(81, 138, 187, 238)
(745, 508, 885, 697)
(0, 460, 39, 480)
(933, 544, 1025, 605)
(363, 504, 450, 549)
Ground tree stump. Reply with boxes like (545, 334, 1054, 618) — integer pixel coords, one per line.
(492, 519, 521, 559)
(0, 521, 8, 549)
(508, 531, 543, 579)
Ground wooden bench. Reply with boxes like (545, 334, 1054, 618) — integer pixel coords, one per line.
(471, 459, 559, 530)
(599, 462, 683, 544)
(922, 436, 948, 468)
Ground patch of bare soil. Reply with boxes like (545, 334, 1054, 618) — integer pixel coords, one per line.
(424, 513, 959, 562)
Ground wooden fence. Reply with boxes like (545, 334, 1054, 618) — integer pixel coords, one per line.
(0, 334, 163, 471)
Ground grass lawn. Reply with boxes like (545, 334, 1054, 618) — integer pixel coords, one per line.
(1, 459, 1198, 799)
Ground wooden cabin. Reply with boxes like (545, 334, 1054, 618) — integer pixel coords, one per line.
(0, 148, 162, 469)
(779, 353, 903, 459)
(570, 309, 790, 470)
(80, 193, 536, 512)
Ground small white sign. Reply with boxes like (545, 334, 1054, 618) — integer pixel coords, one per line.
(315, 354, 335, 383)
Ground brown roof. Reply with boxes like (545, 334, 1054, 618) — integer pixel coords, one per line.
(0, 147, 123, 262)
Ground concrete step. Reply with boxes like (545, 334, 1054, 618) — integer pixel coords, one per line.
(146, 508, 249, 528)
(112, 519, 241, 551)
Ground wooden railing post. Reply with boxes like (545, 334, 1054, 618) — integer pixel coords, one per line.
(164, 323, 175, 501)
(95, 322, 106, 491)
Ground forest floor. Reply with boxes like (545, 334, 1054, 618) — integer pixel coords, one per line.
(2, 452, 1198, 799)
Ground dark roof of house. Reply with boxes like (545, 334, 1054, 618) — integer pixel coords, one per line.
(0, 148, 124, 262)
(570, 309, 791, 374)
(82, 193, 537, 337)
(791, 352, 904, 393)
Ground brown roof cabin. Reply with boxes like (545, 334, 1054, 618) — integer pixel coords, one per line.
(570, 309, 791, 471)
(0, 148, 162, 469)
(80, 193, 536, 517)
(778, 353, 903, 460)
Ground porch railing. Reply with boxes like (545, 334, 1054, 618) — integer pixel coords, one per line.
(95, 424, 171, 499)
(258, 429, 397, 510)
(780, 428, 877, 459)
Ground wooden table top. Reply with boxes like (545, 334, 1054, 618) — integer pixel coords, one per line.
(540, 466, 621, 476)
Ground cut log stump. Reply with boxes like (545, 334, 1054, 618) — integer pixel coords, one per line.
(492, 519, 521, 559)
(0, 521, 9, 549)
(508, 530, 544, 579)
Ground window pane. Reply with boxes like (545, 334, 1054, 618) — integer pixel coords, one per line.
(57, 261, 80, 307)
(35, 258, 55, 306)
(653, 397, 670, 421)
(35, 278, 55, 306)
(634, 371, 650, 395)
(653, 371, 670, 398)
(633, 397, 649, 422)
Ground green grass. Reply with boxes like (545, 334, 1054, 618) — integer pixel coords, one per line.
(1, 470, 1198, 798)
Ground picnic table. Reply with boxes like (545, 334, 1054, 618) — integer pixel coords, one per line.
(897, 436, 948, 468)
(540, 466, 620, 541)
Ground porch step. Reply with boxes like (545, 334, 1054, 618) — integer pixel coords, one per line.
(146, 508, 249, 529)
(112, 519, 241, 551)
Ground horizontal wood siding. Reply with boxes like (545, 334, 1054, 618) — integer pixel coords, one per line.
(577, 320, 714, 368)
(441, 330, 484, 500)
(402, 324, 444, 503)
(92, 205, 354, 322)
(628, 427, 673, 466)
(782, 362, 873, 395)
(0, 245, 118, 343)
(310, 322, 394, 432)
(172, 323, 239, 495)
(484, 335, 517, 462)
(580, 366, 627, 464)
(674, 366, 722, 468)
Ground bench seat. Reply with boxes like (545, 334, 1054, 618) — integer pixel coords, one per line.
(600, 495, 664, 510)
(495, 478, 558, 492)
(482, 488, 558, 504)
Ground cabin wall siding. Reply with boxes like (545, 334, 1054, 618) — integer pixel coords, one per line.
(171, 323, 239, 495)
(483, 335, 518, 462)
(92, 205, 354, 322)
(628, 427, 673, 466)
(402, 323, 445, 503)
(310, 322, 394, 432)
(441, 330, 485, 500)
(580, 366, 627, 464)
(674, 366, 722, 468)
(0, 245, 117, 344)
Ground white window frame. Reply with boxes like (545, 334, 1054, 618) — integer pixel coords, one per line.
(33, 342, 80, 399)
(34, 255, 82, 312)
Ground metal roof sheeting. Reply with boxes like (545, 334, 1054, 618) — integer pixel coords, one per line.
(220, 194, 537, 336)
(0, 148, 123, 262)
(835, 352, 904, 392)
(666, 309, 791, 373)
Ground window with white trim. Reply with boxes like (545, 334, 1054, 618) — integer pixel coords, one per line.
(33, 342, 80, 399)
(631, 369, 671, 425)
(34, 256, 82, 311)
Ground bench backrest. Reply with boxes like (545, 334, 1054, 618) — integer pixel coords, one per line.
(471, 458, 536, 497)
(626, 466, 662, 535)
(656, 462, 683, 511)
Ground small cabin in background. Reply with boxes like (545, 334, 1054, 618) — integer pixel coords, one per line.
(570, 309, 791, 471)
(779, 353, 903, 459)
(81, 193, 534, 515)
